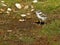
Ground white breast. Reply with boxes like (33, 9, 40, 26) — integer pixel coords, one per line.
(1, 1, 5, 3)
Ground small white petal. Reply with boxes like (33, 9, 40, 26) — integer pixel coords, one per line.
(26, 13, 31, 15)
(31, 9, 34, 11)
(31, 5, 34, 8)
(21, 14, 26, 17)
(15, 3, 22, 9)
(19, 19, 25, 22)
(0, 8, 4, 12)
(7, 8, 12, 11)
(2, 4, 7, 6)
(6, 11, 10, 14)
(24, 5, 29, 9)
(33, 0, 38, 3)
(7, 30, 12, 32)
(1, 1, 4, 3)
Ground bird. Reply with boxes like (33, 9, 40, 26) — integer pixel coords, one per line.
(36, 10, 47, 21)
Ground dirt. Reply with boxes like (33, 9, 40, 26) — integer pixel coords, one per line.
(0, 13, 42, 45)
(0, 12, 60, 45)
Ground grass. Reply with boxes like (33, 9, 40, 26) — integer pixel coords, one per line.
(0, 0, 60, 45)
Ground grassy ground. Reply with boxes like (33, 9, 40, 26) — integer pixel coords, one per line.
(0, 0, 60, 45)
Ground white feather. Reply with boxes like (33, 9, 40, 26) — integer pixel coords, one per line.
(15, 3, 22, 9)
(33, 0, 38, 3)
(21, 14, 26, 17)
(36, 11, 47, 21)
(2, 3, 7, 6)
(24, 5, 29, 9)
(1, 1, 4, 3)
(7, 8, 12, 11)
(31, 9, 34, 11)
(19, 19, 25, 22)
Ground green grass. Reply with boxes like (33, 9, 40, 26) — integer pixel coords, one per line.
(39, 19, 60, 35)
(38, 19, 60, 45)
(0, 0, 60, 13)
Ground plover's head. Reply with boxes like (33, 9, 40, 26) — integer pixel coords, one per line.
(36, 10, 42, 15)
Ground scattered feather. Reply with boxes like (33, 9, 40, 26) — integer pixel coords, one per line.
(21, 14, 26, 17)
(26, 13, 31, 15)
(15, 3, 22, 9)
(7, 30, 12, 32)
(19, 19, 25, 22)
(33, 0, 38, 3)
(2, 3, 7, 6)
(31, 8, 34, 11)
(31, 5, 34, 8)
(7, 8, 12, 11)
(24, 5, 29, 9)
(6, 11, 10, 14)
(0, 8, 5, 12)
(1, 1, 5, 3)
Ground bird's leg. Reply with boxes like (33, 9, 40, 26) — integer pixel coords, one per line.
(40, 19, 46, 25)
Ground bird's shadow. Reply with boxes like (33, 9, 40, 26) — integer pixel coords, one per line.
(34, 20, 45, 25)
